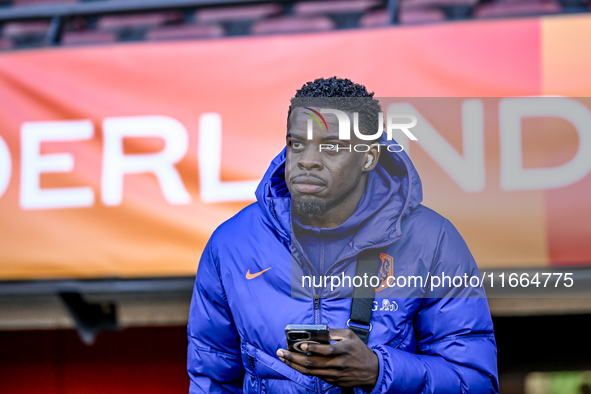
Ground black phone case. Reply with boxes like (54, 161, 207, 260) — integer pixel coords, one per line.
(285, 324, 330, 355)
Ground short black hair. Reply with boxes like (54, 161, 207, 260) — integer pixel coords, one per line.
(288, 77, 382, 139)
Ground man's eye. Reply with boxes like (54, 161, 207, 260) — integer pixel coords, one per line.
(291, 141, 304, 150)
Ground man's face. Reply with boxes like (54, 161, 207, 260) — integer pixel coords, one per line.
(285, 107, 368, 217)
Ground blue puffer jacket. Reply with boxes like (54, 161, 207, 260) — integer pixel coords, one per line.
(187, 137, 499, 394)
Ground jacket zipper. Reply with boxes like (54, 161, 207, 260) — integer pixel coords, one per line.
(314, 293, 322, 393)
(299, 254, 320, 324)
(248, 355, 262, 394)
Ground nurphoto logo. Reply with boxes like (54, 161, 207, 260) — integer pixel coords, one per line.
(303, 107, 418, 152)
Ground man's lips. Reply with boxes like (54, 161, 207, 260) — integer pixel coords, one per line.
(291, 176, 327, 194)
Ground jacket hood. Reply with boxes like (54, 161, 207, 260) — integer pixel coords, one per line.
(254, 133, 423, 251)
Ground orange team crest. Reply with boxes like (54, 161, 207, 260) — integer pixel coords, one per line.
(376, 253, 394, 293)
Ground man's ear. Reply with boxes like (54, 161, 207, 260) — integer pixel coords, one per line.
(362, 143, 380, 172)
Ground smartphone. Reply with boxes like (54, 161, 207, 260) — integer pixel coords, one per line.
(285, 324, 330, 355)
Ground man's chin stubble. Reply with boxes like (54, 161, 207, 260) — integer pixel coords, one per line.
(291, 197, 330, 217)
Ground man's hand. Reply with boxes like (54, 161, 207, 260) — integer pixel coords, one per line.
(276, 329, 379, 391)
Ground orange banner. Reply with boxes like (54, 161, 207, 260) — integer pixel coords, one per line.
(0, 15, 589, 279)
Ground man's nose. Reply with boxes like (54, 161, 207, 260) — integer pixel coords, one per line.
(297, 145, 323, 171)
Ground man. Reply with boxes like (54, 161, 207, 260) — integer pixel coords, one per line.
(187, 77, 498, 393)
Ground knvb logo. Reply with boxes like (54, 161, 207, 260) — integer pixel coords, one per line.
(304, 108, 418, 153)
(372, 299, 398, 312)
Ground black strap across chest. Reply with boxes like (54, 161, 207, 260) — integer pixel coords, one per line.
(342, 249, 382, 394)
(348, 248, 382, 344)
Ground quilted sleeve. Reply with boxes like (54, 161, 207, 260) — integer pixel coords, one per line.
(368, 219, 499, 394)
(187, 240, 245, 394)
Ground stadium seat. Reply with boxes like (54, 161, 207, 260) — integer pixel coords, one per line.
(97, 11, 184, 30)
(145, 24, 224, 41)
(293, 0, 384, 29)
(0, 37, 13, 50)
(292, 0, 382, 15)
(359, 5, 447, 26)
(62, 30, 118, 45)
(399, 6, 447, 23)
(2, 21, 49, 38)
(12, 0, 78, 6)
(474, 0, 561, 18)
(359, 9, 391, 27)
(250, 15, 335, 34)
(2, 21, 50, 48)
(195, 4, 283, 36)
(401, 0, 476, 20)
(401, 0, 478, 5)
(195, 3, 282, 23)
